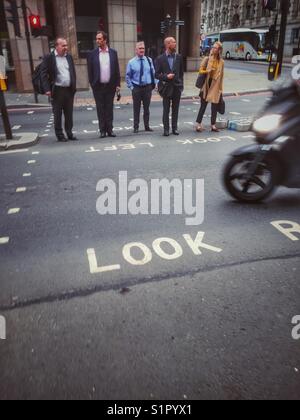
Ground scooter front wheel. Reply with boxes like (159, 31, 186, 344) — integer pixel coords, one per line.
(223, 155, 276, 202)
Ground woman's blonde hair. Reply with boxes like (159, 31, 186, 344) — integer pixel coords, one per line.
(213, 41, 223, 60)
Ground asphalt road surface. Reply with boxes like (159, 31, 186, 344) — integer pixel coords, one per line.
(0, 94, 299, 400)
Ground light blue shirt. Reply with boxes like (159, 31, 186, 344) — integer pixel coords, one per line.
(126, 56, 158, 90)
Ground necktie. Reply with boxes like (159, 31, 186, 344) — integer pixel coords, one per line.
(139, 58, 144, 85)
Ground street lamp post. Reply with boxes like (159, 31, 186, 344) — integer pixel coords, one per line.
(21, 0, 38, 104)
(276, 0, 289, 78)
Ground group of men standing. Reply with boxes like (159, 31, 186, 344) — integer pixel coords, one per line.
(40, 32, 184, 142)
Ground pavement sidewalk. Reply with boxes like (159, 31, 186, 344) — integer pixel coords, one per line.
(3, 65, 288, 109)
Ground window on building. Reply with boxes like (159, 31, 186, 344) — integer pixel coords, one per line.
(292, 28, 300, 44)
(246, 1, 255, 20)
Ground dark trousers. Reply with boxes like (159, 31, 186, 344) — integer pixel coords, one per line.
(132, 84, 152, 129)
(52, 86, 75, 138)
(163, 88, 181, 131)
(93, 84, 115, 133)
(197, 98, 218, 125)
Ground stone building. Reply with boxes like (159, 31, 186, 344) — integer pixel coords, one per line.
(0, 0, 202, 92)
(201, 0, 300, 58)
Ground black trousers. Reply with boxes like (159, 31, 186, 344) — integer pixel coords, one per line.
(93, 84, 116, 133)
(52, 86, 75, 138)
(197, 98, 218, 125)
(163, 87, 182, 131)
(132, 84, 152, 129)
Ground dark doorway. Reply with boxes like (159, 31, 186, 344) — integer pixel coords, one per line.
(137, 0, 166, 59)
(74, 0, 108, 58)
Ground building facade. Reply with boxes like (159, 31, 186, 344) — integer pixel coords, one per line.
(0, 0, 202, 92)
(201, 0, 300, 58)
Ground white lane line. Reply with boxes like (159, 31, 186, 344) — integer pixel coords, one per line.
(44, 129, 50, 132)
(230, 112, 242, 116)
(87, 108, 93, 111)
(16, 187, 27, 193)
(242, 99, 251, 103)
(23, 173, 32, 177)
(12, 125, 21, 130)
(8, 208, 20, 215)
(0, 237, 10, 245)
(27, 160, 36, 164)
(0, 149, 29, 155)
(40, 134, 49, 137)
(32, 151, 40, 155)
(27, 111, 34, 115)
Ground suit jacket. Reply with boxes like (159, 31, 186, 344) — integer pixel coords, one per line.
(155, 53, 184, 95)
(87, 48, 121, 91)
(41, 53, 77, 95)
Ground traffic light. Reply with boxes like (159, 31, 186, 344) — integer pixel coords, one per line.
(262, 0, 277, 11)
(5, 0, 21, 38)
(29, 14, 42, 37)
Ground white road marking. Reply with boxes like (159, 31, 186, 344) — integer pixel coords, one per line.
(83, 130, 97, 134)
(242, 135, 256, 138)
(122, 243, 153, 266)
(27, 111, 34, 114)
(230, 112, 242, 116)
(32, 151, 40, 155)
(242, 99, 251, 103)
(183, 232, 223, 254)
(16, 187, 27, 193)
(27, 160, 36, 164)
(40, 134, 49, 137)
(12, 125, 21, 130)
(0, 149, 29, 155)
(44, 129, 50, 132)
(271, 220, 300, 241)
(152, 238, 183, 261)
(88, 232, 223, 275)
(87, 108, 93, 111)
(23, 173, 31, 177)
(87, 249, 121, 274)
(0, 237, 9, 245)
(8, 208, 20, 215)
(85, 143, 154, 153)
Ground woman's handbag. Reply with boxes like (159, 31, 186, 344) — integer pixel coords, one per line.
(217, 95, 226, 115)
(196, 57, 209, 89)
(196, 73, 207, 89)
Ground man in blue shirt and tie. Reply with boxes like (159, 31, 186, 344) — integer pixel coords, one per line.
(126, 42, 157, 133)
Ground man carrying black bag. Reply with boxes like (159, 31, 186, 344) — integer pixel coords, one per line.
(155, 37, 184, 137)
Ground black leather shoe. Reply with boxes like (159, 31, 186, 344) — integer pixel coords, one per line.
(172, 130, 180, 136)
(107, 132, 116, 138)
(134, 128, 139, 134)
(68, 135, 78, 141)
(100, 132, 106, 139)
(163, 130, 170, 137)
(145, 127, 154, 132)
(57, 136, 68, 142)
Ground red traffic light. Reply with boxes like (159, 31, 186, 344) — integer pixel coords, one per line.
(29, 14, 41, 29)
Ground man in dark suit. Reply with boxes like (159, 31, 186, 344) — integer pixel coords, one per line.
(87, 31, 121, 139)
(155, 37, 184, 137)
(41, 37, 77, 142)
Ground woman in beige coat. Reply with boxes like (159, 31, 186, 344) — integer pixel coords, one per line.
(196, 42, 225, 132)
